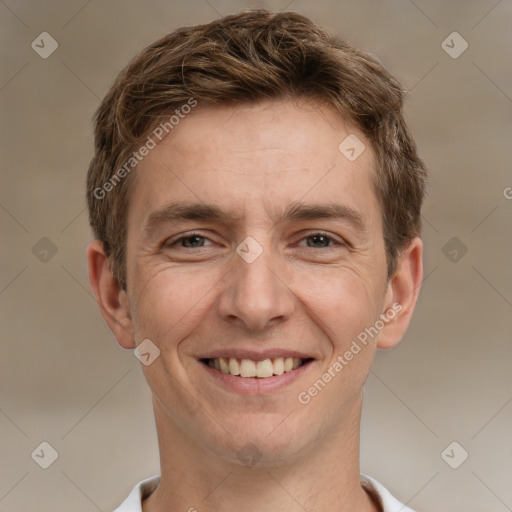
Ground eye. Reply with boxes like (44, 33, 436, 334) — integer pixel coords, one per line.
(166, 232, 213, 249)
(296, 232, 343, 249)
(164, 231, 344, 251)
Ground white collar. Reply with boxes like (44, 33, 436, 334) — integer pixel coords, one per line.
(114, 474, 415, 512)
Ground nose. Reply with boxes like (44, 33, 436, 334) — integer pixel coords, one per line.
(216, 240, 296, 332)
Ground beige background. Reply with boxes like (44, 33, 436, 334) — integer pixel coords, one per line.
(1, 1, 511, 511)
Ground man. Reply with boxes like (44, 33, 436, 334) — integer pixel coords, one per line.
(86, 9, 426, 512)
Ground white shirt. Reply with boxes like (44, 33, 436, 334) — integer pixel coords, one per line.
(113, 474, 414, 512)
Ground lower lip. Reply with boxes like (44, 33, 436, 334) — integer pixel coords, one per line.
(200, 360, 314, 395)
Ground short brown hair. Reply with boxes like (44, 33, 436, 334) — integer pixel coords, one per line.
(87, 9, 427, 291)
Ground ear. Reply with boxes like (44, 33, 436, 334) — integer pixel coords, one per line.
(377, 237, 423, 349)
(86, 240, 135, 349)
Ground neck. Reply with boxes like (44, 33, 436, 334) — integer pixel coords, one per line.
(143, 392, 379, 512)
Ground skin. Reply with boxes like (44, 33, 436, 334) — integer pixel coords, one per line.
(87, 98, 423, 512)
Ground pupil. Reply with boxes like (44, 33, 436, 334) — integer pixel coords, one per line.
(310, 235, 328, 247)
(185, 235, 202, 247)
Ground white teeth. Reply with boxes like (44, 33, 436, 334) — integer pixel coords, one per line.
(228, 357, 240, 375)
(256, 359, 274, 378)
(240, 359, 256, 377)
(273, 357, 284, 375)
(219, 357, 229, 374)
(207, 356, 306, 378)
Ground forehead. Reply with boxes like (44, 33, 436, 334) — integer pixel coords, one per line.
(128, 99, 380, 231)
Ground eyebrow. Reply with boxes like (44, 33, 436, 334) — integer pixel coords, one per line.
(143, 200, 367, 235)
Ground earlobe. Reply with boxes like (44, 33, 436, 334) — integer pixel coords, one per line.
(86, 240, 135, 349)
(377, 237, 423, 349)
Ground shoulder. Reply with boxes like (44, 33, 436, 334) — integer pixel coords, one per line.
(360, 473, 416, 512)
(112, 475, 160, 512)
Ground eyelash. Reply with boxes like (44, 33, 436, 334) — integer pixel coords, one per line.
(166, 231, 344, 250)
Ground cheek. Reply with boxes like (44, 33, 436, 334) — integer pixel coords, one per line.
(129, 266, 222, 351)
(294, 270, 381, 419)
(298, 267, 383, 349)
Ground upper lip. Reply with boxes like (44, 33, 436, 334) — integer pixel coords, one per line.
(198, 349, 315, 361)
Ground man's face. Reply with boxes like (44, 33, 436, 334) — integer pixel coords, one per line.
(124, 99, 394, 465)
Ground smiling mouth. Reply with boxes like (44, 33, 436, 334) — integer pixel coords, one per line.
(201, 357, 314, 378)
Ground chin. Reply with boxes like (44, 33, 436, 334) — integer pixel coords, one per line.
(208, 415, 316, 468)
